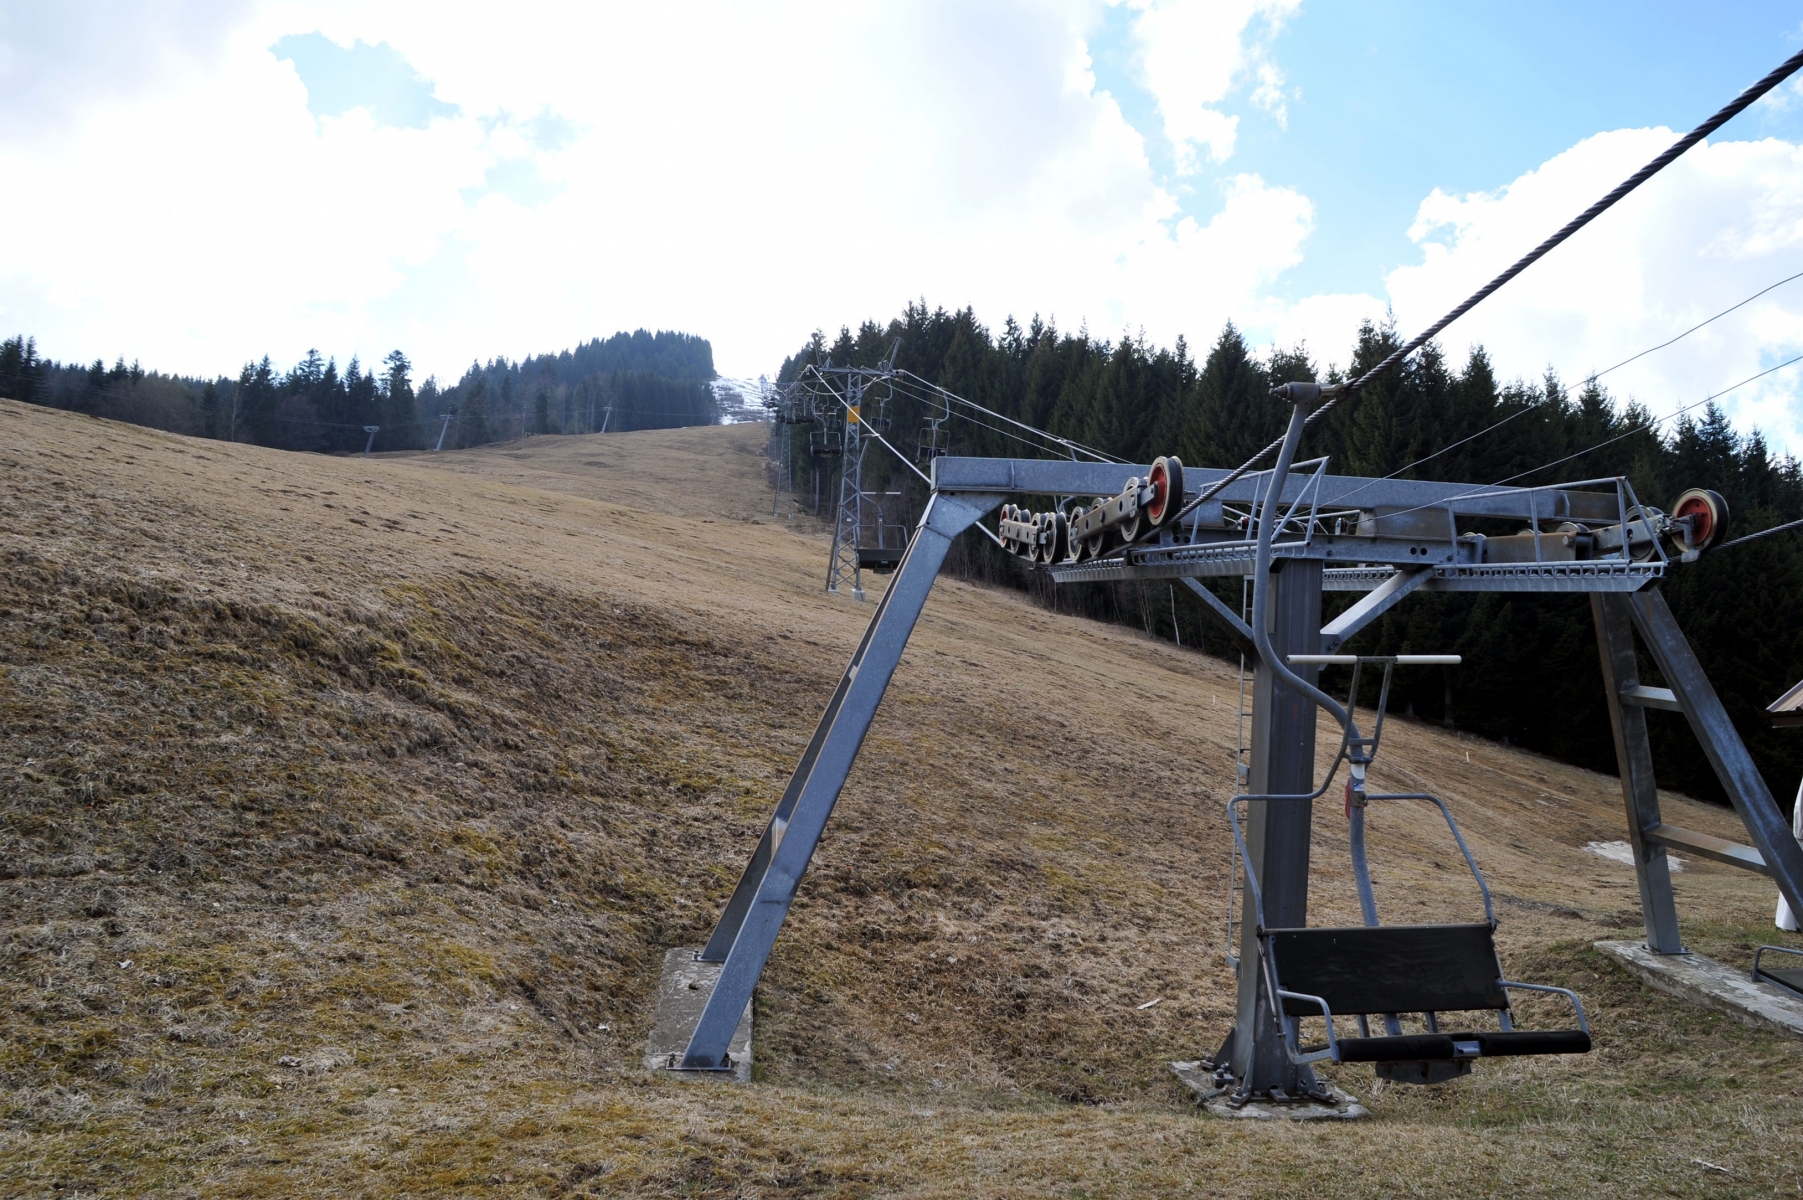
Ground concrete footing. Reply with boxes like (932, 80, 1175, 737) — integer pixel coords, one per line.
(644, 947, 753, 1081)
(1171, 1061, 1368, 1120)
(1595, 939, 1803, 1039)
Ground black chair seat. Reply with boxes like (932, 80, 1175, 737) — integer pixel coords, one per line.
(1266, 922, 1591, 1064)
(1756, 965, 1803, 997)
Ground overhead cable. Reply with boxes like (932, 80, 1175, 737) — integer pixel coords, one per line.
(878, 376, 1075, 462)
(1593, 268, 1803, 381)
(893, 369, 1125, 464)
(1495, 352, 1803, 487)
(1170, 45, 1803, 529)
(1344, 266, 1803, 500)
(882, 374, 1106, 464)
(1372, 352, 1803, 525)
(1717, 514, 1803, 551)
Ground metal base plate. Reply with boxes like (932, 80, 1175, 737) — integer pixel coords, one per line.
(644, 947, 753, 1081)
(1596, 940, 1803, 1039)
(1170, 1062, 1368, 1120)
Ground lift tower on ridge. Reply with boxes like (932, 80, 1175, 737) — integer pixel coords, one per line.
(821, 342, 903, 600)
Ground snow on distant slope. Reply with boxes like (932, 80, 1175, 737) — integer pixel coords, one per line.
(711, 375, 774, 424)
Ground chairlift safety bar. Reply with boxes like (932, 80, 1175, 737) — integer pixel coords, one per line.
(1288, 654, 1462, 665)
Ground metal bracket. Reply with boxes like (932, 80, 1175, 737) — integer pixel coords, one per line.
(1320, 568, 1433, 652)
(1180, 578, 1255, 654)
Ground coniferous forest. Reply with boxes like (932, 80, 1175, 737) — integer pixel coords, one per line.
(7, 303, 1802, 809)
(0, 329, 718, 454)
(775, 303, 1803, 810)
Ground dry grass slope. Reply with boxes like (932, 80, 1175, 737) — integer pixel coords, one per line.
(2, 398, 1801, 1197)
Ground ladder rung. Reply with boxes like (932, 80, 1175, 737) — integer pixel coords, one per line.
(1644, 824, 1768, 875)
(1620, 684, 1682, 712)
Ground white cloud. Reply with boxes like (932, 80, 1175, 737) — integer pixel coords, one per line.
(1127, 0, 1298, 169)
(0, 0, 1317, 386)
(19, 0, 1795, 464)
(1383, 128, 1803, 447)
(0, 1, 251, 140)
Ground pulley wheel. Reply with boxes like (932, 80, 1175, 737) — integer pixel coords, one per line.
(1671, 488, 1729, 552)
(1066, 505, 1091, 561)
(1032, 512, 1056, 564)
(1116, 477, 1143, 544)
(1146, 456, 1184, 528)
(1046, 511, 1069, 564)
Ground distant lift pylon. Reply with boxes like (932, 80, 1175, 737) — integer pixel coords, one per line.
(665, 384, 1803, 1115)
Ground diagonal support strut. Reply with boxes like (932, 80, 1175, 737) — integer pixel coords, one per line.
(678, 489, 1002, 1070)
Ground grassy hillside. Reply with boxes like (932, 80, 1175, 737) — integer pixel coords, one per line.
(2, 398, 1800, 1197)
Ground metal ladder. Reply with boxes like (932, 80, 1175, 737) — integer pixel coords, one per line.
(1226, 574, 1254, 972)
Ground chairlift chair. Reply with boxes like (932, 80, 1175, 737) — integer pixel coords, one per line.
(1753, 945, 1803, 999)
(916, 419, 948, 462)
(855, 523, 912, 574)
(1226, 654, 1592, 1087)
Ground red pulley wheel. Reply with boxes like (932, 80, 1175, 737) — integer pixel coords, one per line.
(1671, 488, 1730, 551)
(1146, 456, 1185, 527)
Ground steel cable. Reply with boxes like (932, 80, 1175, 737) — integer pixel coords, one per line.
(1335, 265, 1803, 505)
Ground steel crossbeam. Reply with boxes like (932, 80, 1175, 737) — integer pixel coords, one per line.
(1055, 551, 1667, 590)
(934, 456, 1665, 586)
(932, 456, 1626, 520)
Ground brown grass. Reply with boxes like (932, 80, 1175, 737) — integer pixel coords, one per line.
(2, 399, 1801, 1197)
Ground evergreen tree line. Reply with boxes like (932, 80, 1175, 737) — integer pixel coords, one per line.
(0, 329, 719, 454)
(774, 302, 1803, 808)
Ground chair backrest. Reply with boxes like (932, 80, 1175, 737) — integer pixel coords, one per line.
(1267, 923, 1507, 1017)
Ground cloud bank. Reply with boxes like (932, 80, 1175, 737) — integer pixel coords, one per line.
(0, 1, 1798, 450)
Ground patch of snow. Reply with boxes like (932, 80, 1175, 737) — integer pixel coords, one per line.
(711, 375, 774, 424)
(1586, 839, 1684, 872)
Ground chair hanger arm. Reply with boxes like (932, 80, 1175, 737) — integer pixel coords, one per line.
(1497, 980, 1590, 1035)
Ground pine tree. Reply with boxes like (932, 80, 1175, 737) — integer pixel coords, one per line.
(380, 350, 417, 450)
(0, 336, 23, 399)
(458, 369, 492, 447)
(200, 381, 221, 439)
(235, 357, 279, 445)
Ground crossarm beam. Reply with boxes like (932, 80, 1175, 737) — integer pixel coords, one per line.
(679, 489, 1001, 1069)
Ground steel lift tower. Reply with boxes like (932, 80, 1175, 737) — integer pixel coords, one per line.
(656, 384, 1803, 1115)
(653, 49, 1803, 1108)
(820, 345, 902, 600)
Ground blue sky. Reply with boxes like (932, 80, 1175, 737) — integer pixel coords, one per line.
(1089, 2, 1803, 298)
(1123, 2, 1803, 302)
(3, 2, 1803, 446)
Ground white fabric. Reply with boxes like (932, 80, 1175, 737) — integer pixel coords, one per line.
(1778, 777, 1803, 932)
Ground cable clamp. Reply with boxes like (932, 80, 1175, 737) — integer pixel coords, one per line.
(1344, 762, 1368, 818)
(1267, 382, 1343, 412)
